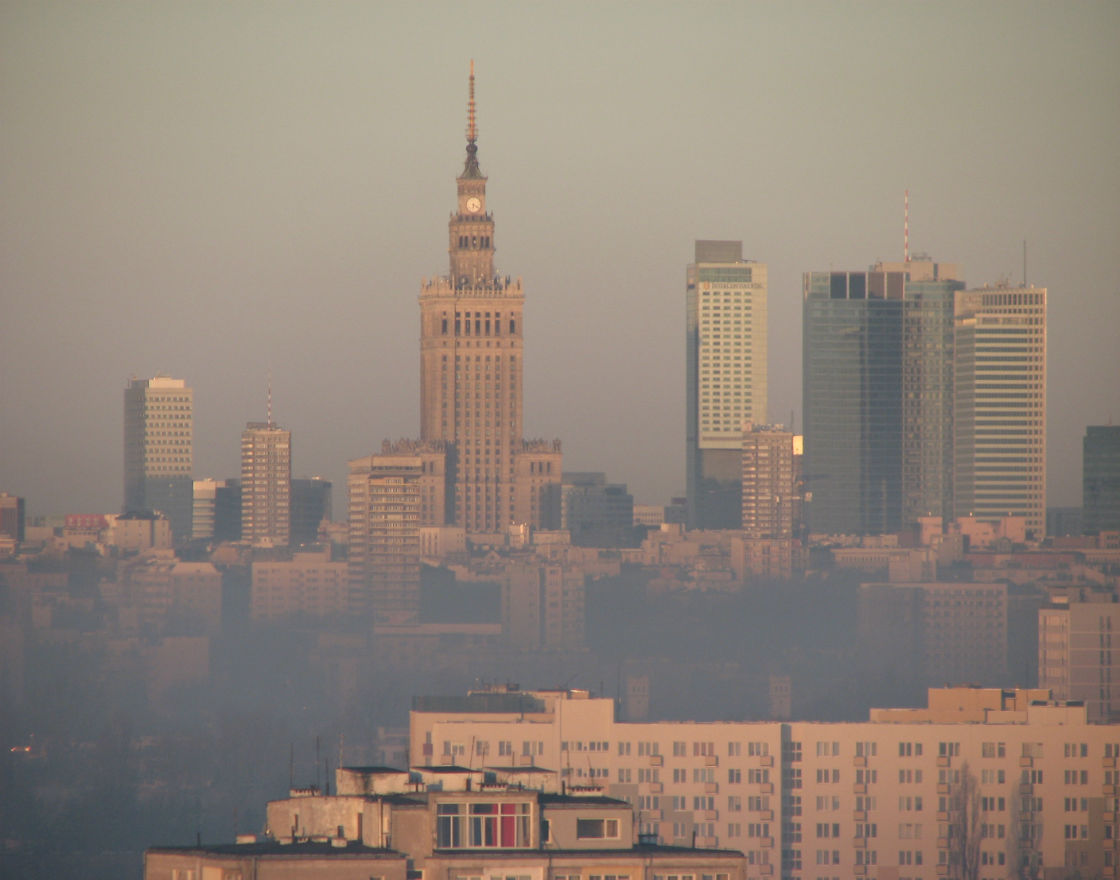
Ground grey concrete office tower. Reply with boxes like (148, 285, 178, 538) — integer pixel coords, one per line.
(686, 240, 768, 529)
(123, 376, 193, 542)
(802, 259, 963, 535)
(1083, 425, 1120, 534)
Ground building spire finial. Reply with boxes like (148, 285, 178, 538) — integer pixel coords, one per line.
(462, 60, 482, 178)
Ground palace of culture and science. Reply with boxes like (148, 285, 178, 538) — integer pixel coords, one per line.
(348, 65, 561, 619)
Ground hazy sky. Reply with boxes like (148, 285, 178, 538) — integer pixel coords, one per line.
(2, 1, 1118, 516)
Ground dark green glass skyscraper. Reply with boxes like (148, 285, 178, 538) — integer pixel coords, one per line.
(802, 259, 963, 535)
(1082, 426, 1120, 534)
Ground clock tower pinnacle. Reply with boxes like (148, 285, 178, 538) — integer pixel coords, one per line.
(449, 60, 494, 286)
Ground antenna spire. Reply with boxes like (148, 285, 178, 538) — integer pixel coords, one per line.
(267, 371, 273, 429)
(462, 60, 482, 178)
(467, 59, 477, 144)
(904, 189, 910, 263)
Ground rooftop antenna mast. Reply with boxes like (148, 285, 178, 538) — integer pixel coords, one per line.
(904, 189, 910, 263)
(1023, 240, 1028, 287)
(267, 371, 273, 429)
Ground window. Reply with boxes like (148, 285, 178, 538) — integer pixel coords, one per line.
(436, 802, 531, 849)
(576, 818, 620, 840)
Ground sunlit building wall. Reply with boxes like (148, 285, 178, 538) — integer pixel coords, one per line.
(686, 241, 768, 530)
(953, 285, 1047, 536)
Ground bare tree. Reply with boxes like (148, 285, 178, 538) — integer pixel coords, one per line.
(1007, 786, 1042, 880)
(946, 761, 982, 880)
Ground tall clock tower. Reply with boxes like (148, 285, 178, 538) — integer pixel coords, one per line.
(419, 63, 549, 538)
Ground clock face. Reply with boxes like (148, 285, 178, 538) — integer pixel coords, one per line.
(466, 196, 481, 213)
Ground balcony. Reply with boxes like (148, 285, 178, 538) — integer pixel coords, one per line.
(853, 810, 867, 822)
(705, 755, 720, 767)
(936, 811, 950, 822)
(705, 782, 719, 794)
(853, 866, 866, 876)
(1019, 783, 1034, 796)
(644, 809, 663, 821)
(1019, 756, 1034, 767)
(759, 809, 774, 821)
(853, 755, 867, 768)
(936, 865, 949, 876)
(937, 783, 950, 795)
(705, 810, 719, 821)
(937, 837, 949, 848)
(853, 783, 867, 794)
(648, 782, 663, 793)
(760, 755, 774, 767)
(760, 837, 773, 848)
(649, 755, 664, 766)
(1104, 757, 1117, 769)
(758, 782, 774, 794)
(758, 865, 773, 876)
(1106, 785, 1119, 797)
(1105, 812, 1117, 824)
(853, 838, 866, 849)
(937, 756, 951, 767)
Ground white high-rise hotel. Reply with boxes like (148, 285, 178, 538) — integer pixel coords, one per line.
(686, 241, 768, 530)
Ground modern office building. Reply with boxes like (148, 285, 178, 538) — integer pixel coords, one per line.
(412, 684, 1119, 879)
(803, 258, 964, 535)
(240, 421, 291, 546)
(686, 241, 768, 529)
(1039, 588, 1120, 722)
(889, 259, 965, 525)
(418, 65, 561, 539)
(290, 477, 333, 546)
(123, 376, 193, 542)
(192, 478, 241, 542)
(953, 284, 1047, 536)
(740, 425, 794, 539)
(1084, 424, 1120, 534)
(803, 269, 903, 535)
(0, 493, 25, 544)
(561, 472, 635, 547)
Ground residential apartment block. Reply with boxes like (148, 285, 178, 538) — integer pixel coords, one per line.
(741, 425, 794, 540)
(145, 764, 745, 880)
(1040, 588, 1120, 723)
(412, 685, 1120, 880)
(240, 421, 291, 546)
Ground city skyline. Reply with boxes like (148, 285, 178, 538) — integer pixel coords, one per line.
(2, 2, 1118, 517)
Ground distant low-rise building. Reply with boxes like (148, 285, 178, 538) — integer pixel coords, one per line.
(0, 493, 26, 545)
(561, 472, 634, 547)
(251, 546, 350, 621)
(1039, 586, 1120, 722)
